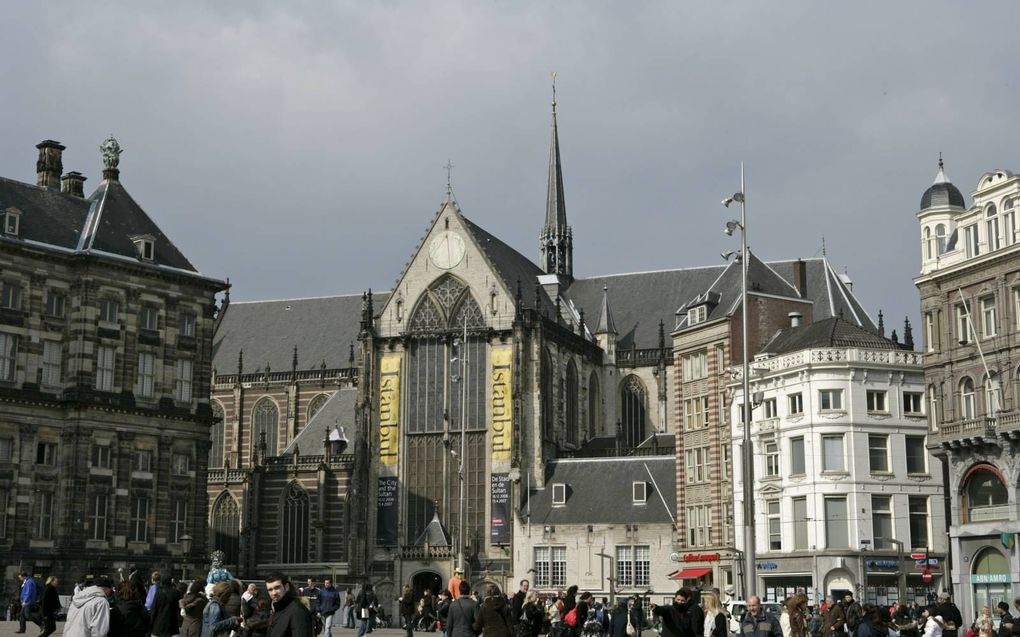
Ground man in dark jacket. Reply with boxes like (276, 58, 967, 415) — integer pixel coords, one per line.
(355, 584, 379, 637)
(651, 589, 691, 637)
(266, 571, 314, 637)
(443, 581, 479, 637)
(318, 578, 342, 637)
(511, 580, 530, 626)
(996, 602, 1014, 637)
(150, 576, 181, 637)
(740, 596, 782, 637)
(935, 594, 963, 637)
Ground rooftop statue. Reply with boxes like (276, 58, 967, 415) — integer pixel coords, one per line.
(100, 136, 122, 170)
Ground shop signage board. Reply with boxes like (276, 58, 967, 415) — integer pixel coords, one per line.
(970, 573, 1011, 584)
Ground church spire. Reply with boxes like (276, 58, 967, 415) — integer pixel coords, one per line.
(540, 72, 573, 279)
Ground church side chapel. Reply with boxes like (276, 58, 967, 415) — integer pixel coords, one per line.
(207, 86, 878, 603)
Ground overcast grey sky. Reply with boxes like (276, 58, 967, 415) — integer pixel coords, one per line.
(4, 2, 1018, 340)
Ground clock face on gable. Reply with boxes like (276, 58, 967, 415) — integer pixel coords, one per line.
(428, 231, 466, 269)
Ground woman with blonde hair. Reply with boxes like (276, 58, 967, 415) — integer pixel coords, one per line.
(702, 592, 727, 637)
(201, 581, 240, 637)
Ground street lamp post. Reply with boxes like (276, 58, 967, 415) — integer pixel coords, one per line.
(723, 163, 754, 599)
(888, 538, 905, 605)
(450, 316, 469, 572)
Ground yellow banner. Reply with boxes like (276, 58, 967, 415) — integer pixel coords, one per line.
(491, 346, 512, 461)
(379, 353, 401, 465)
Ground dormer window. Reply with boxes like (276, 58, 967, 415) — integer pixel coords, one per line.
(552, 483, 567, 506)
(3, 209, 20, 236)
(632, 482, 647, 504)
(132, 236, 155, 261)
(687, 305, 707, 325)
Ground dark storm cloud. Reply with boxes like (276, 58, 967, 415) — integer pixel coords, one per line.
(3, 1, 1018, 332)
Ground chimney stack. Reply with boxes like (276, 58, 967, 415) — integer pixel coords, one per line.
(61, 171, 87, 198)
(792, 258, 808, 298)
(788, 311, 803, 328)
(36, 140, 65, 190)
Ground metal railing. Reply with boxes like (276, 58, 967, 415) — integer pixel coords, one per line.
(616, 347, 672, 367)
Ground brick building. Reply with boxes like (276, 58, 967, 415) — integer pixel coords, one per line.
(0, 138, 226, 593)
(670, 254, 878, 595)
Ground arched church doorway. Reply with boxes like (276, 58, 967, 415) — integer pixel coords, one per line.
(411, 570, 443, 601)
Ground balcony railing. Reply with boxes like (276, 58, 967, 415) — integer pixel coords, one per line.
(213, 367, 358, 388)
(399, 545, 453, 560)
(616, 347, 672, 367)
(931, 416, 999, 447)
(739, 347, 923, 378)
(263, 454, 355, 469)
(968, 504, 1012, 523)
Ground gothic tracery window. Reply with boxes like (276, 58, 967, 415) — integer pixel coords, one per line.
(565, 361, 579, 446)
(621, 375, 647, 448)
(210, 401, 225, 469)
(253, 398, 279, 458)
(282, 483, 310, 563)
(307, 393, 329, 423)
(407, 274, 486, 333)
(588, 371, 601, 439)
(541, 349, 554, 441)
(210, 493, 240, 565)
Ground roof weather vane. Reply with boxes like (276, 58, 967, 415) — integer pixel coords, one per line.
(938, 151, 943, 170)
(551, 71, 558, 110)
(444, 159, 454, 198)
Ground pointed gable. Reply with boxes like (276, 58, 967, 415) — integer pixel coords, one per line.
(78, 180, 197, 272)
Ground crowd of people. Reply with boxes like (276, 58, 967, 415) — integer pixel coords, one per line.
(13, 570, 328, 637)
(12, 568, 1020, 637)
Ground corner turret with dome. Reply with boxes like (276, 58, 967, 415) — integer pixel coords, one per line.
(920, 155, 966, 211)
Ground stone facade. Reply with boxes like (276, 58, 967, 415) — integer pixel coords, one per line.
(730, 325, 945, 606)
(0, 139, 226, 596)
(915, 163, 1020, 620)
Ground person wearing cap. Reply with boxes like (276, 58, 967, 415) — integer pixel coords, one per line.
(449, 569, 465, 600)
(63, 575, 114, 637)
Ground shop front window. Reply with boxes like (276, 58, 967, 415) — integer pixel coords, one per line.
(971, 548, 1011, 618)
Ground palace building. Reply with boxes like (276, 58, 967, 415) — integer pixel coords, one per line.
(0, 138, 226, 594)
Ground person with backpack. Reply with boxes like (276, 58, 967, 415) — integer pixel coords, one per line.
(444, 581, 479, 637)
(355, 584, 379, 637)
(473, 585, 512, 637)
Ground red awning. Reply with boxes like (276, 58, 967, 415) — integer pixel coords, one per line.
(669, 567, 712, 580)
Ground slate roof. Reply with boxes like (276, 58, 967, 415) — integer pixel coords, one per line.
(526, 456, 676, 526)
(920, 163, 966, 210)
(565, 266, 724, 349)
(460, 216, 558, 316)
(282, 387, 358, 456)
(0, 176, 87, 249)
(759, 316, 902, 356)
(0, 174, 205, 276)
(211, 293, 388, 374)
(414, 512, 452, 547)
(0, 171, 219, 285)
(79, 180, 197, 272)
(768, 258, 877, 330)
